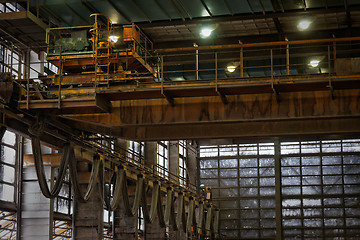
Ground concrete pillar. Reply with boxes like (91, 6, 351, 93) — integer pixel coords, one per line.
(168, 141, 179, 182)
(113, 184, 138, 239)
(186, 145, 199, 189)
(145, 141, 157, 168)
(73, 162, 103, 240)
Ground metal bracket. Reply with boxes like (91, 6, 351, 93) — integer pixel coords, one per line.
(272, 84, 280, 103)
(216, 90, 228, 105)
(162, 91, 175, 106)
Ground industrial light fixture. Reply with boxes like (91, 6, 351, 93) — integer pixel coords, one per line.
(108, 35, 119, 43)
(227, 65, 236, 73)
(200, 27, 213, 38)
(309, 59, 320, 67)
(297, 20, 311, 31)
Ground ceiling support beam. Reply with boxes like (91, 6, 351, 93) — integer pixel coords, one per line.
(223, 0, 233, 15)
(105, 0, 131, 22)
(130, 0, 152, 22)
(168, 0, 185, 21)
(200, 0, 213, 17)
(246, 0, 255, 14)
(154, 0, 172, 20)
(174, 0, 192, 19)
(257, 0, 266, 15)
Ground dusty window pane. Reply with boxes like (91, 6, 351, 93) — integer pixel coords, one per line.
(303, 208, 322, 217)
(240, 187, 258, 196)
(260, 209, 275, 218)
(219, 159, 237, 168)
(2, 131, 16, 146)
(0, 165, 15, 184)
(200, 169, 218, 178)
(260, 199, 275, 208)
(240, 178, 258, 187)
(259, 158, 274, 167)
(301, 141, 320, 153)
(260, 177, 275, 186)
(282, 187, 301, 195)
(282, 219, 302, 227)
(322, 155, 341, 165)
(281, 142, 300, 155)
(302, 176, 321, 185)
(283, 208, 301, 217)
(0, 184, 14, 202)
(322, 140, 342, 152)
(1, 146, 16, 165)
(240, 158, 257, 167)
(240, 199, 258, 209)
(304, 218, 322, 227)
(200, 160, 218, 168)
(302, 166, 320, 175)
(282, 199, 301, 207)
(343, 155, 360, 164)
(282, 157, 300, 166)
(281, 167, 300, 176)
(241, 209, 259, 218)
(302, 156, 320, 165)
(220, 169, 237, 178)
(324, 218, 344, 227)
(302, 186, 321, 195)
(324, 208, 343, 217)
(282, 176, 300, 186)
(260, 187, 275, 196)
(259, 167, 275, 176)
(303, 198, 321, 207)
(239, 168, 258, 177)
(343, 165, 360, 174)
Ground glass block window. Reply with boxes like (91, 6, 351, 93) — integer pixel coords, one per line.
(0, 130, 17, 203)
(200, 143, 276, 239)
(200, 139, 360, 239)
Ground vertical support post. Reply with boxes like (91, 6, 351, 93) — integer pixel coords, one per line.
(240, 47, 244, 78)
(25, 50, 30, 110)
(274, 138, 282, 240)
(18, 53, 22, 100)
(271, 49, 273, 82)
(195, 49, 199, 80)
(10, 43, 13, 77)
(333, 41, 337, 74)
(215, 52, 218, 91)
(161, 55, 164, 94)
(39, 51, 45, 76)
(328, 45, 331, 75)
(58, 46, 62, 109)
(286, 43, 290, 75)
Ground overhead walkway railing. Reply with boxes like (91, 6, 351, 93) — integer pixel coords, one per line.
(2, 37, 360, 109)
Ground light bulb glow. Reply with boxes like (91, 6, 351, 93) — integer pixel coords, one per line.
(109, 35, 119, 43)
(200, 28, 213, 38)
(298, 20, 311, 30)
(309, 60, 320, 67)
(227, 65, 236, 73)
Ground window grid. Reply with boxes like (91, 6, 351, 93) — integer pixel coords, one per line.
(199, 140, 360, 239)
(157, 141, 169, 177)
(0, 131, 17, 203)
(128, 141, 145, 163)
(179, 140, 187, 186)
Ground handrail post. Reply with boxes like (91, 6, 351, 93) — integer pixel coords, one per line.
(58, 46, 62, 109)
(215, 52, 218, 91)
(195, 49, 199, 80)
(333, 41, 337, 74)
(286, 41, 290, 75)
(328, 45, 331, 75)
(26, 50, 29, 110)
(240, 46, 244, 78)
(271, 49, 273, 81)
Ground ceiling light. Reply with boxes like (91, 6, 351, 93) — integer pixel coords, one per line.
(227, 65, 236, 73)
(309, 59, 320, 67)
(200, 27, 213, 38)
(108, 35, 119, 43)
(297, 20, 311, 31)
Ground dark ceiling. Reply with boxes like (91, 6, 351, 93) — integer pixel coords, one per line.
(24, 0, 360, 48)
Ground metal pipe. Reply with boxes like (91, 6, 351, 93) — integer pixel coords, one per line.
(333, 41, 337, 73)
(215, 52, 217, 91)
(156, 36, 360, 53)
(58, 46, 62, 109)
